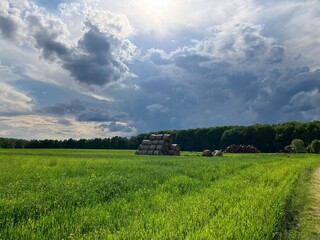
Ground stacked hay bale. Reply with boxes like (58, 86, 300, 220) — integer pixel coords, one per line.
(136, 134, 180, 156)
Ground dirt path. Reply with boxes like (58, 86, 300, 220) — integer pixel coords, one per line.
(310, 167, 320, 227)
(303, 166, 320, 238)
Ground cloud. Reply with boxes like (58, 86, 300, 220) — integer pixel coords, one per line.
(135, 21, 320, 128)
(146, 104, 170, 113)
(39, 100, 86, 116)
(1, 0, 320, 139)
(0, 82, 33, 113)
(62, 21, 132, 86)
(0, 115, 135, 140)
(94, 0, 257, 38)
(0, 0, 137, 87)
(38, 99, 128, 123)
(0, 0, 27, 41)
(171, 23, 285, 72)
(285, 89, 320, 113)
(146, 49, 172, 65)
(77, 111, 116, 122)
(0, 15, 18, 39)
(251, 67, 320, 123)
(26, 14, 70, 61)
(98, 122, 135, 133)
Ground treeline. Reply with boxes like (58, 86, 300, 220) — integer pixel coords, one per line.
(1, 121, 320, 152)
(156, 121, 320, 152)
(0, 136, 135, 150)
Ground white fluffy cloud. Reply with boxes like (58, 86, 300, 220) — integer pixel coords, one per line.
(0, 115, 136, 139)
(0, 82, 33, 113)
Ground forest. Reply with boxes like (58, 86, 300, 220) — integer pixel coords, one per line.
(1, 121, 320, 153)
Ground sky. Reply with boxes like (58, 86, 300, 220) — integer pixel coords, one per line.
(0, 0, 320, 140)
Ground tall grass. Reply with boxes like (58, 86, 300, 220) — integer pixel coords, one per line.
(0, 149, 319, 239)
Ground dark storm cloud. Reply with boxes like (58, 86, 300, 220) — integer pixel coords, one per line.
(75, 101, 129, 122)
(36, 97, 132, 131)
(252, 67, 320, 122)
(25, 16, 131, 86)
(131, 22, 319, 129)
(3, 8, 134, 87)
(26, 15, 70, 60)
(284, 91, 320, 112)
(62, 22, 128, 86)
(0, 15, 17, 39)
(76, 111, 115, 122)
(107, 74, 192, 132)
(39, 100, 86, 116)
(39, 99, 128, 123)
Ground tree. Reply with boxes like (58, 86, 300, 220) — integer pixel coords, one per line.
(310, 139, 320, 153)
(248, 124, 276, 152)
(291, 139, 307, 153)
(221, 127, 247, 149)
(274, 122, 297, 151)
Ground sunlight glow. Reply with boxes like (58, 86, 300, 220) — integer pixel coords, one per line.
(146, 0, 171, 9)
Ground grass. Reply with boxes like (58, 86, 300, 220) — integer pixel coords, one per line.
(0, 149, 319, 239)
(284, 166, 320, 239)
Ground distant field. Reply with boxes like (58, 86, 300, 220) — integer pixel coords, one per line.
(0, 149, 319, 239)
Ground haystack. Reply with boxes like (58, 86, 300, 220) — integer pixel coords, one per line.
(136, 134, 180, 156)
(202, 149, 213, 157)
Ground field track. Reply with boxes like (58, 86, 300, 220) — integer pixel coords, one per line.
(312, 167, 320, 223)
(297, 166, 320, 238)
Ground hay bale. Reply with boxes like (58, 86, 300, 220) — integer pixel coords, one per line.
(163, 134, 173, 142)
(142, 140, 151, 145)
(171, 144, 180, 151)
(214, 150, 223, 157)
(156, 145, 163, 150)
(150, 145, 156, 150)
(150, 134, 156, 140)
(139, 144, 149, 150)
(202, 149, 213, 157)
(156, 135, 163, 140)
(168, 150, 175, 155)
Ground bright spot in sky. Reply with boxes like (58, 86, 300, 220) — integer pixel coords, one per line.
(146, 0, 171, 9)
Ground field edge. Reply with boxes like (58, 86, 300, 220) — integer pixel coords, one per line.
(278, 163, 320, 239)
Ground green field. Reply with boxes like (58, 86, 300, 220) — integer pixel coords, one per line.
(0, 149, 319, 239)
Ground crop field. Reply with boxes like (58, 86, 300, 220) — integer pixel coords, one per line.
(0, 149, 319, 239)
